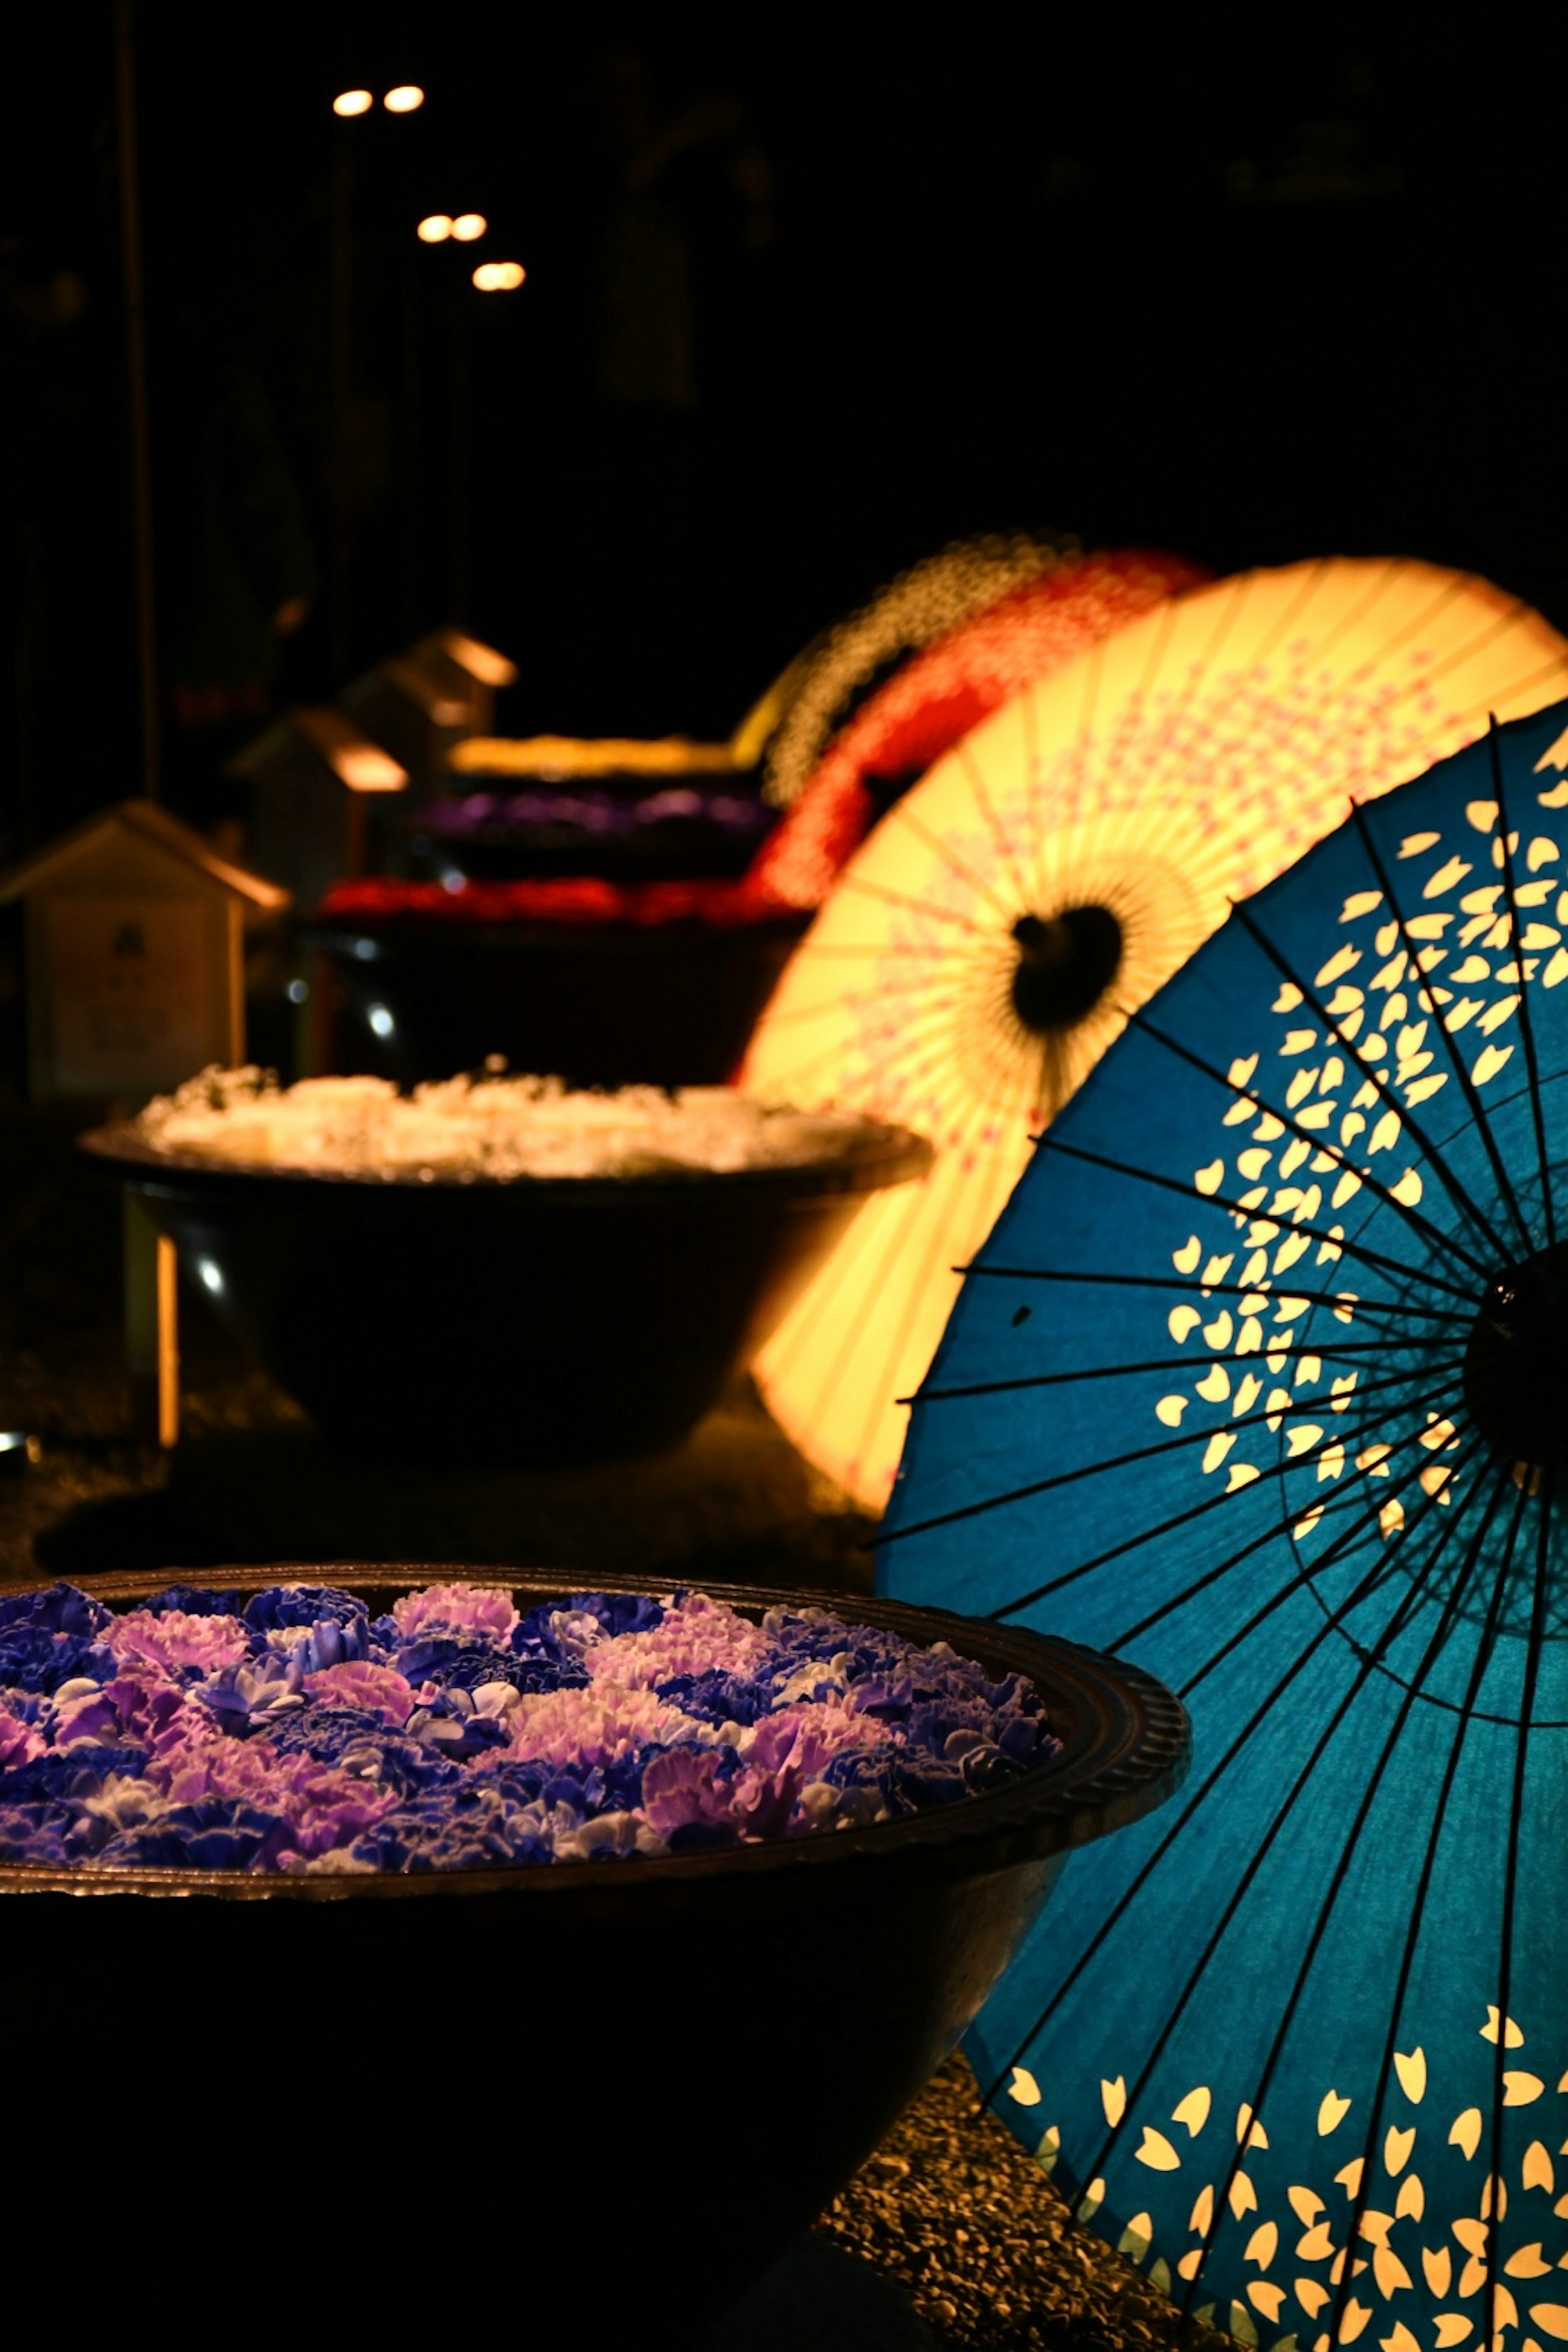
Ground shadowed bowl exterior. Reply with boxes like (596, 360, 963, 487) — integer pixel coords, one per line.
(80, 1120, 933, 1466)
(301, 913, 810, 1091)
(0, 1568, 1187, 2332)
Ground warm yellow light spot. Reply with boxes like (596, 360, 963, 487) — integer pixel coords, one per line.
(384, 85, 424, 112)
(472, 260, 525, 291)
(452, 212, 488, 241)
(435, 628, 517, 687)
(334, 745, 407, 794)
(333, 89, 373, 117)
(417, 214, 454, 243)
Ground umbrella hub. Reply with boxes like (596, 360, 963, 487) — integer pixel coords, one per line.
(1011, 908, 1123, 1033)
(1463, 1246, 1568, 1472)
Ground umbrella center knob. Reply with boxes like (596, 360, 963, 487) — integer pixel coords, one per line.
(1463, 1250, 1568, 1471)
(1011, 908, 1124, 1033)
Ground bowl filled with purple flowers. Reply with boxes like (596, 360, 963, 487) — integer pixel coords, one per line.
(0, 1566, 1184, 2330)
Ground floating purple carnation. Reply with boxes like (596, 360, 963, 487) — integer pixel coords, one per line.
(0, 1581, 111, 1639)
(243, 1584, 370, 1636)
(0, 1581, 1056, 1874)
(0, 1626, 115, 1697)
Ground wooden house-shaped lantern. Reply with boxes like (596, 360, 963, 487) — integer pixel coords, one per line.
(0, 799, 288, 1104)
(409, 627, 517, 739)
(229, 706, 407, 913)
(0, 802, 290, 1448)
(341, 627, 515, 795)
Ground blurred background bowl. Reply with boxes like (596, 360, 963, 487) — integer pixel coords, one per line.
(81, 1117, 933, 1465)
(300, 906, 811, 1090)
(0, 1567, 1188, 2330)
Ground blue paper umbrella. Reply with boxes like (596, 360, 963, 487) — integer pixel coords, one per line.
(883, 700, 1568, 2352)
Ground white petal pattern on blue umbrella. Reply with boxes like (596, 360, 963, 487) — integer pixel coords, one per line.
(883, 702, 1568, 2351)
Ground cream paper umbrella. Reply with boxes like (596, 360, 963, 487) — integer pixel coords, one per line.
(740, 556, 1568, 1510)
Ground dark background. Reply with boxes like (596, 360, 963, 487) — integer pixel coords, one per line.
(2, 2, 1563, 849)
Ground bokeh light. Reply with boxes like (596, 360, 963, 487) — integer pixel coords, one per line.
(472, 261, 525, 291)
(384, 86, 425, 113)
(332, 90, 373, 117)
(451, 213, 488, 242)
(417, 215, 454, 243)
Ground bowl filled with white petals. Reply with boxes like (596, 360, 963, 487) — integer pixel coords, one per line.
(82, 1069, 932, 1465)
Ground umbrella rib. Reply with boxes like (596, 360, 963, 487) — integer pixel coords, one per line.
(833, 874, 993, 937)
(909, 1328, 1466, 1405)
(1229, 889, 1518, 1269)
(960, 1261, 1470, 1325)
(1076, 1446, 1492, 2276)
(848, 1058, 1040, 1469)
(1488, 712, 1558, 1247)
(1171, 1407, 1475, 1695)
(955, 736, 1036, 916)
(982, 1397, 1463, 1624)
(1316, 1458, 1542, 2352)
(1345, 802, 1533, 1258)
(1031, 626, 1110, 915)
(769, 942, 958, 959)
(797, 1151, 950, 1441)
(1116, 1000, 1495, 1285)
(768, 1169, 932, 1401)
(978, 1430, 1481, 2114)
(1321, 1457, 1525, 2352)
(1174, 1448, 1513, 2325)
(1482, 1461, 1553, 2352)
(755, 988, 972, 1103)
(751, 967, 962, 1030)
(1119, 1385, 1471, 1664)
(1031, 1131, 1481, 1305)
(883, 1351, 1466, 1548)
(873, 801, 1018, 926)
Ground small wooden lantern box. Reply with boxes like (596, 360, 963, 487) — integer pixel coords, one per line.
(229, 706, 408, 912)
(0, 801, 288, 1444)
(409, 627, 517, 742)
(0, 798, 288, 1102)
(341, 627, 515, 795)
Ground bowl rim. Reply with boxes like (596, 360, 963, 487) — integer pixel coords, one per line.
(78, 1118, 936, 1199)
(0, 1566, 1188, 1904)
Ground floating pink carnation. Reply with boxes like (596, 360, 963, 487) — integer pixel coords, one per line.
(640, 1746, 805, 1844)
(640, 1747, 733, 1838)
(302, 1662, 416, 1726)
(148, 1733, 396, 1861)
(0, 1704, 45, 1771)
(390, 1581, 519, 1646)
(497, 1683, 709, 1770)
(103, 1609, 252, 1681)
(739, 1705, 871, 1777)
(728, 1762, 805, 1842)
(585, 1592, 771, 1690)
